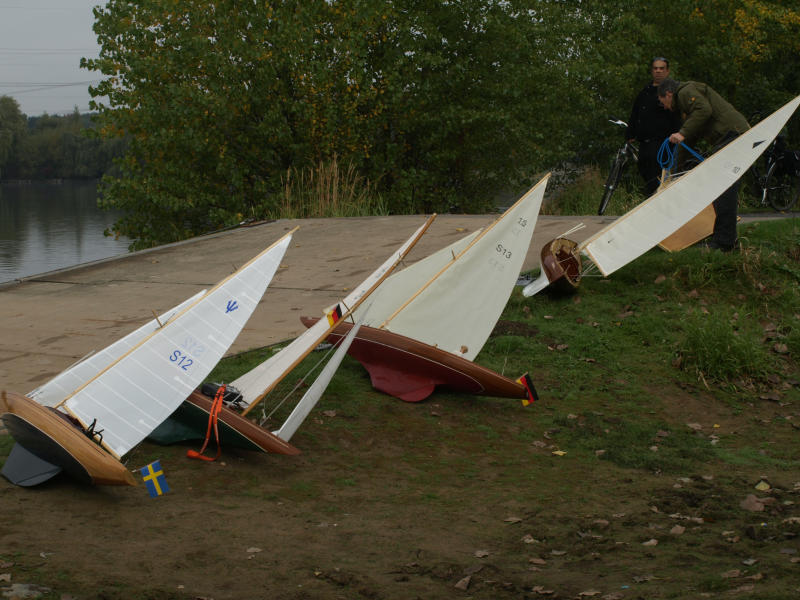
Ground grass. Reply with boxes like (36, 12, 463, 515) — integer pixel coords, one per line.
(275, 154, 388, 219)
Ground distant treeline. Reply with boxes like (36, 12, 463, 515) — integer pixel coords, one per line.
(0, 96, 126, 181)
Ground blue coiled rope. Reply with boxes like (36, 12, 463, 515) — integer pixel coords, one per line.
(657, 137, 705, 173)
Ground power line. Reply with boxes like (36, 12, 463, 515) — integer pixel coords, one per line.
(0, 80, 99, 86)
(0, 80, 100, 95)
(0, 49, 97, 54)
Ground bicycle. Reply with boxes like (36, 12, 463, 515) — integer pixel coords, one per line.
(597, 119, 639, 215)
(746, 134, 800, 212)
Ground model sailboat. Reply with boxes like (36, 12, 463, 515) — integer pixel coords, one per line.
(148, 217, 436, 451)
(303, 174, 550, 403)
(522, 94, 800, 297)
(1, 230, 295, 486)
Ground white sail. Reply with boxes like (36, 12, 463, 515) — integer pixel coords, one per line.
(233, 216, 435, 413)
(580, 94, 800, 276)
(29, 291, 206, 407)
(353, 229, 481, 326)
(60, 231, 294, 458)
(375, 174, 549, 360)
(273, 307, 368, 442)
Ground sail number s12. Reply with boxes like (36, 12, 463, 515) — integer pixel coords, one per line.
(169, 350, 194, 371)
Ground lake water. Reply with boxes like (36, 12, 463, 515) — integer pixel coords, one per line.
(0, 181, 130, 284)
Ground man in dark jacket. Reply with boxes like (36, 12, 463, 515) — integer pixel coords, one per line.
(658, 78, 750, 251)
(626, 57, 681, 195)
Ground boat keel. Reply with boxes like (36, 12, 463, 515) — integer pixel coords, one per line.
(361, 363, 439, 402)
(1, 442, 63, 487)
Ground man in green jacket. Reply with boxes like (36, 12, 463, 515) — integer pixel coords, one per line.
(657, 79, 750, 251)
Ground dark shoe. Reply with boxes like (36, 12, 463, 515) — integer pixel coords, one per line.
(699, 239, 738, 252)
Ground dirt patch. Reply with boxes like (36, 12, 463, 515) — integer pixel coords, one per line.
(490, 319, 540, 338)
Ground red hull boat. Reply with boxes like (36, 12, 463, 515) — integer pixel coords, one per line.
(301, 317, 531, 403)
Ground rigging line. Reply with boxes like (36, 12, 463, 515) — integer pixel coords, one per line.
(499, 327, 512, 377)
(581, 265, 600, 278)
(558, 223, 586, 238)
(555, 255, 574, 269)
(258, 334, 345, 427)
(338, 299, 354, 323)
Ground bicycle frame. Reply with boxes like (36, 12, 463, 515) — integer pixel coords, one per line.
(598, 119, 639, 215)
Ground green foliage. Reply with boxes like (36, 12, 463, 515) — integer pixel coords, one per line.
(82, 1, 800, 249)
(0, 104, 125, 181)
(0, 96, 27, 175)
(543, 165, 645, 216)
(81, 0, 615, 248)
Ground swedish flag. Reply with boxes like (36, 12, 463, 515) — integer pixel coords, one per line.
(141, 460, 170, 497)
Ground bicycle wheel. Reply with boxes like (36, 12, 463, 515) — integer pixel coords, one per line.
(598, 155, 625, 215)
(744, 155, 770, 208)
(765, 160, 800, 211)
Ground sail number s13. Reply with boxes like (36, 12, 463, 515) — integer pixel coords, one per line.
(495, 243, 512, 259)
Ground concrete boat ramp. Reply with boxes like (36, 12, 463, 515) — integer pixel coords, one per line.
(0, 214, 611, 394)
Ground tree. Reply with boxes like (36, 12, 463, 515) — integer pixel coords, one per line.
(3, 110, 124, 180)
(83, 0, 585, 248)
(0, 96, 27, 178)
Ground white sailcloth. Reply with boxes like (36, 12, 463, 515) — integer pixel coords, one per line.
(273, 307, 369, 442)
(233, 216, 435, 412)
(354, 229, 481, 327)
(29, 291, 206, 407)
(371, 173, 549, 360)
(581, 94, 800, 276)
(60, 231, 294, 458)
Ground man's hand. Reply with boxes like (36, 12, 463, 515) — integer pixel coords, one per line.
(669, 132, 685, 144)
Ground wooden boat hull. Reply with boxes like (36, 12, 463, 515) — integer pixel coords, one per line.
(0, 391, 137, 486)
(148, 390, 301, 455)
(301, 317, 528, 402)
(658, 203, 716, 252)
(539, 237, 582, 291)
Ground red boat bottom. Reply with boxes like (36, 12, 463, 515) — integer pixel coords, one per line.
(360, 361, 439, 402)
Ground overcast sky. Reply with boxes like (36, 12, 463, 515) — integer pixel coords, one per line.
(0, 1, 103, 116)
